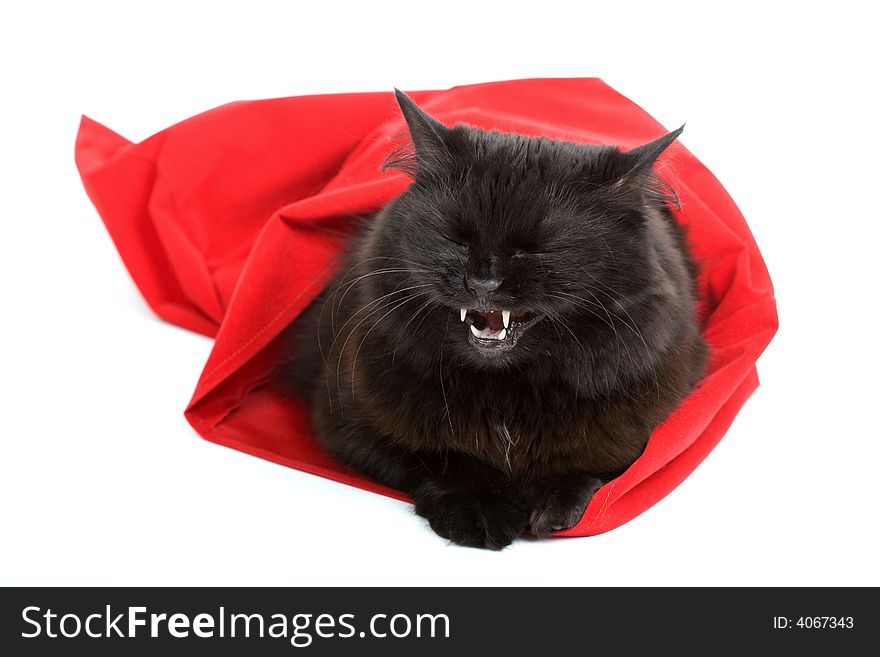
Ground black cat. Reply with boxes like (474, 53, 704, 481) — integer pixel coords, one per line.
(281, 90, 707, 549)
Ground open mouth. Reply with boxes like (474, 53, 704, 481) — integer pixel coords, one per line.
(458, 307, 540, 353)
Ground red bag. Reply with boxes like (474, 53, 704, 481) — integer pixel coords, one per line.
(75, 78, 777, 536)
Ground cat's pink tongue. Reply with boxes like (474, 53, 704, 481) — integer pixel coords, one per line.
(483, 311, 504, 332)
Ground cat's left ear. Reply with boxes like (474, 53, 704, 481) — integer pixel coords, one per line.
(393, 89, 452, 169)
(615, 125, 684, 182)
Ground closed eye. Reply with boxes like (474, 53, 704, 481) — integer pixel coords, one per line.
(510, 248, 547, 259)
(442, 234, 469, 249)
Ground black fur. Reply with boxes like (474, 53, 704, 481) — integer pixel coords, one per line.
(279, 91, 707, 549)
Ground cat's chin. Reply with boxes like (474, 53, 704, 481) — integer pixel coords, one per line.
(458, 308, 541, 358)
(468, 333, 517, 357)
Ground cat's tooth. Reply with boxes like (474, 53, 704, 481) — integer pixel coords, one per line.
(460, 307, 467, 322)
(498, 328, 507, 340)
(502, 310, 510, 328)
(470, 324, 481, 338)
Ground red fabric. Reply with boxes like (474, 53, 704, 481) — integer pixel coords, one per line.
(75, 78, 777, 536)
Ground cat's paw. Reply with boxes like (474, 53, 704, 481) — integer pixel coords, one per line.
(413, 480, 529, 550)
(528, 476, 604, 536)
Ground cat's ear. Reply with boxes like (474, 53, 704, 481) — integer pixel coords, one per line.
(613, 125, 684, 183)
(393, 88, 451, 169)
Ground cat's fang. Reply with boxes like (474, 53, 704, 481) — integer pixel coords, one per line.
(498, 328, 507, 340)
(470, 324, 481, 338)
(460, 307, 467, 322)
(502, 310, 510, 328)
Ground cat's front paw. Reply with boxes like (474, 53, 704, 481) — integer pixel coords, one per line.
(413, 480, 529, 550)
(528, 475, 604, 536)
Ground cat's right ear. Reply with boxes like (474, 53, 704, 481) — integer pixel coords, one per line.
(392, 89, 451, 171)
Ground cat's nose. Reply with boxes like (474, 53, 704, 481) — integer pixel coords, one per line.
(466, 275, 503, 302)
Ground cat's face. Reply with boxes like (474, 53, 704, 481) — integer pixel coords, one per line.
(376, 91, 681, 368)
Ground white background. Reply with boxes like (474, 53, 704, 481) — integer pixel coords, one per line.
(1, 1, 877, 586)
